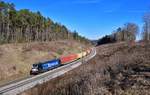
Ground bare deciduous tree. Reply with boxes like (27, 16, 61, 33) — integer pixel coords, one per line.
(143, 13, 150, 41)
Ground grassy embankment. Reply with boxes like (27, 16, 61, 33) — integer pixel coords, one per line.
(0, 40, 88, 85)
(21, 42, 150, 95)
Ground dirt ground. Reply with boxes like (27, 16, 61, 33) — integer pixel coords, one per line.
(0, 40, 88, 84)
(21, 42, 150, 95)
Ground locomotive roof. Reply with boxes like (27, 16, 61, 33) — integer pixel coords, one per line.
(33, 59, 60, 65)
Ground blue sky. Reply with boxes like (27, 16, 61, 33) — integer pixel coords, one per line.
(4, 0, 150, 40)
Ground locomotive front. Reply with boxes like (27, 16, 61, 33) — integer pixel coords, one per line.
(30, 64, 39, 75)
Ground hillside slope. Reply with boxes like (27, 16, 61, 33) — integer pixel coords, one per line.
(21, 42, 150, 95)
(0, 40, 88, 84)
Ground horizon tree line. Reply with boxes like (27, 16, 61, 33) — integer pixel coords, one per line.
(0, 1, 90, 45)
(97, 12, 150, 45)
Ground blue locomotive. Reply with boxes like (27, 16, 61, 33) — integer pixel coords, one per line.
(30, 59, 61, 75)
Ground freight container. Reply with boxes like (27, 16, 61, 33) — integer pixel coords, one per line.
(86, 49, 91, 54)
(60, 54, 78, 64)
(82, 51, 87, 56)
(77, 53, 83, 59)
(77, 52, 87, 59)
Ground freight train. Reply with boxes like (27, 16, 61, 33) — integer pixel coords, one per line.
(30, 49, 91, 75)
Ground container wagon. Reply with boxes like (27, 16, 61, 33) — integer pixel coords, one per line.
(60, 54, 78, 64)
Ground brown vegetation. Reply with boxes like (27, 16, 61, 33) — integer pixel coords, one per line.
(21, 42, 150, 95)
(0, 40, 87, 84)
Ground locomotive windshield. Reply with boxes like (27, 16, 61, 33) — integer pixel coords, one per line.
(32, 64, 38, 68)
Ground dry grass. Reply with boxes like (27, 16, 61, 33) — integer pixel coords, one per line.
(0, 40, 88, 84)
(21, 42, 150, 95)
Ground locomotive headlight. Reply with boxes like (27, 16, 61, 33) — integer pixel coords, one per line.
(32, 68, 38, 72)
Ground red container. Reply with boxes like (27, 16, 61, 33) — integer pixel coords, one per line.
(60, 54, 78, 64)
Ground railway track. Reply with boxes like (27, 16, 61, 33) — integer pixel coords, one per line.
(0, 48, 96, 95)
